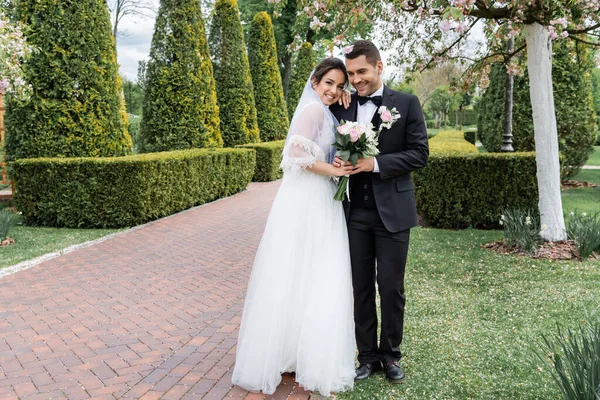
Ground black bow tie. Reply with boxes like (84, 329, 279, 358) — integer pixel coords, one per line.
(357, 95, 382, 107)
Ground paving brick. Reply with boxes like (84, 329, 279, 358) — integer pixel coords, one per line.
(0, 182, 323, 399)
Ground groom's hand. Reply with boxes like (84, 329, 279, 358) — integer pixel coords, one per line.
(350, 157, 375, 174)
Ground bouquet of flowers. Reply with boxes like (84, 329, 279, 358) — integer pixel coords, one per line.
(332, 121, 380, 201)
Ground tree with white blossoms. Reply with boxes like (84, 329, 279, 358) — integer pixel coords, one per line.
(0, 13, 31, 99)
(278, 0, 600, 242)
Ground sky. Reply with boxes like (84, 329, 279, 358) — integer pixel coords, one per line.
(114, 0, 400, 83)
(114, 3, 159, 82)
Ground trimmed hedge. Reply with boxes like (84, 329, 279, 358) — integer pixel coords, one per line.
(238, 140, 285, 182)
(10, 149, 256, 229)
(414, 152, 538, 229)
(429, 130, 479, 155)
(414, 130, 538, 229)
(464, 130, 477, 145)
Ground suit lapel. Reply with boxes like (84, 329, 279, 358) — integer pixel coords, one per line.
(349, 92, 358, 122)
(377, 86, 395, 147)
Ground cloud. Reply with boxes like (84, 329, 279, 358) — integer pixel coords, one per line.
(116, 12, 157, 81)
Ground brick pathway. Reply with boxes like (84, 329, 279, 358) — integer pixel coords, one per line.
(0, 182, 315, 400)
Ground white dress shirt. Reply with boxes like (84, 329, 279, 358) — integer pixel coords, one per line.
(356, 84, 384, 173)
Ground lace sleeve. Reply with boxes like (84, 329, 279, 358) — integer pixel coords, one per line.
(281, 103, 327, 171)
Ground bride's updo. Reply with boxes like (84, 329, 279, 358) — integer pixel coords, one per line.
(311, 58, 349, 87)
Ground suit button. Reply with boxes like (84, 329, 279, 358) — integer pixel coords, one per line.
(364, 195, 369, 201)
(363, 184, 369, 189)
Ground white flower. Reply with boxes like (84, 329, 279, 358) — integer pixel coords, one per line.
(501, 214, 505, 220)
(570, 211, 575, 216)
(541, 224, 548, 230)
(582, 212, 587, 217)
(499, 220, 504, 226)
(525, 216, 532, 226)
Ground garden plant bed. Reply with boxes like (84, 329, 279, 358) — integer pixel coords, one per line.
(483, 239, 599, 261)
(561, 179, 599, 189)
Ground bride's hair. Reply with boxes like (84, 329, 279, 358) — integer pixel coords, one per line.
(311, 58, 348, 87)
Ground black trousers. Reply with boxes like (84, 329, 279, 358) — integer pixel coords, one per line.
(348, 208, 410, 364)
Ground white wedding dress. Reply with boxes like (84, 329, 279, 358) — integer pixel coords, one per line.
(232, 80, 356, 397)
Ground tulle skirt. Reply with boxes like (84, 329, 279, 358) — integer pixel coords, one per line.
(232, 170, 356, 396)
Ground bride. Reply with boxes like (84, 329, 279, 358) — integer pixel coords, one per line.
(231, 58, 357, 396)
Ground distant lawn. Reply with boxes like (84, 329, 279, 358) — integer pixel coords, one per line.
(570, 169, 600, 185)
(562, 187, 600, 215)
(338, 227, 599, 400)
(562, 168, 600, 215)
(586, 146, 600, 166)
(1, 226, 119, 269)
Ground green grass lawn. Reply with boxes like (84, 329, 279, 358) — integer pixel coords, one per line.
(0, 225, 119, 269)
(586, 146, 600, 166)
(562, 168, 600, 215)
(338, 227, 599, 400)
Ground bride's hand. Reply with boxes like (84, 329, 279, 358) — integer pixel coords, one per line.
(330, 163, 354, 177)
(338, 89, 352, 109)
(333, 156, 352, 168)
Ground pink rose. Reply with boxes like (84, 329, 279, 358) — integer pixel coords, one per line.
(381, 109, 393, 123)
(342, 45, 354, 55)
(349, 128, 360, 142)
(337, 126, 346, 134)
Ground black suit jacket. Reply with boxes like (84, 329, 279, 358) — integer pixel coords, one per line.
(329, 86, 429, 232)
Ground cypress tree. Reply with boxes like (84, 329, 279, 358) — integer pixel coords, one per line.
(287, 42, 315, 119)
(210, 0, 260, 147)
(5, 0, 132, 161)
(140, 0, 222, 152)
(247, 12, 289, 142)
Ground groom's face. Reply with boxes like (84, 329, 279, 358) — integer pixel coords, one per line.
(345, 55, 383, 97)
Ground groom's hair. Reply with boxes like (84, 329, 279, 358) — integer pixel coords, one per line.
(345, 40, 381, 67)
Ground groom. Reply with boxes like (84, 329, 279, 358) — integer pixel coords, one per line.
(330, 40, 429, 383)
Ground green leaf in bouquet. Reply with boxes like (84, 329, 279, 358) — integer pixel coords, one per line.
(350, 153, 359, 165)
(341, 134, 350, 146)
(338, 149, 351, 161)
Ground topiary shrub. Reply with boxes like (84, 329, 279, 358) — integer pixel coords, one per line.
(464, 130, 477, 145)
(287, 42, 315, 119)
(10, 148, 256, 229)
(5, 0, 132, 161)
(140, 0, 222, 152)
(247, 12, 289, 142)
(210, 0, 260, 147)
(478, 40, 597, 178)
(237, 140, 285, 182)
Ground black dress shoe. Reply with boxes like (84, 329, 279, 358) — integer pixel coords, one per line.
(384, 361, 405, 383)
(355, 362, 381, 381)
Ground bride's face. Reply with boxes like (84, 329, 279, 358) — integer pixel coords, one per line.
(312, 69, 347, 106)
